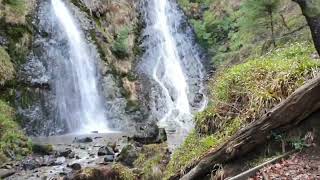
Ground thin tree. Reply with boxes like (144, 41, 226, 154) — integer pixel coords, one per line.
(236, 0, 280, 48)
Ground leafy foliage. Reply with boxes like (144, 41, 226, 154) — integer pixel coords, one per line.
(234, 0, 280, 48)
(177, 0, 311, 67)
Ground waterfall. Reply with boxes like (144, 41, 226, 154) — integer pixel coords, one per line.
(50, 0, 109, 133)
(140, 0, 207, 147)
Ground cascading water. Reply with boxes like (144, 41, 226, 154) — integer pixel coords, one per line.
(140, 0, 207, 147)
(50, 0, 109, 133)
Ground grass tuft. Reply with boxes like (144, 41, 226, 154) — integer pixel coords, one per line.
(196, 42, 319, 134)
(3, 0, 27, 24)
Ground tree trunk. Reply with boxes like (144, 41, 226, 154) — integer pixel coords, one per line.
(170, 75, 320, 180)
(293, 0, 320, 55)
(269, 8, 276, 47)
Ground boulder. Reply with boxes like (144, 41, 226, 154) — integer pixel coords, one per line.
(116, 144, 139, 167)
(68, 163, 82, 171)
(133, 122, 167, 144)
(104, 155, 115, 163)
(54, 157, 66, 165)
(97, 146, 114, 156)
(57, 148, 73, 158)
(22, 158, 41, 170)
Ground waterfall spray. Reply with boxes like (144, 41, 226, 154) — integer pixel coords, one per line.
(140, 0, 207, 147)
(51, 0, 110, 133)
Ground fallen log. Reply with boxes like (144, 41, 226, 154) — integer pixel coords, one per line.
(170, 75, 320, 180)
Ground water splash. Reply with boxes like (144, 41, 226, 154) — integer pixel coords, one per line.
(51, 0, 110, 133)
(140, 0, 207, 148)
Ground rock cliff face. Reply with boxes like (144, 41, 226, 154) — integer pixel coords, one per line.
(0, 0, 151, 136)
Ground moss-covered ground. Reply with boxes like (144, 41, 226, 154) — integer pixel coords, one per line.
(164, 42, 320, 178)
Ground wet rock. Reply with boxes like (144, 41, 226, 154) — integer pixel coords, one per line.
(57, 148, 73, 158)
(104, 155, 115, 163)
(97, 146, 114, 156)
(73, 137, 93, 143)
(42, 155, 56, 166)
(20, 57, 50, 86)
(133, 122, 167, 144)
(0, 36, 8, 46)
(54, 157, 66, 165)
(68, 152, 76, 159)
(158, 128, 167, 142)
(0, 169, 15, 178)
(32, 143, 54, 155)
(193, 93, 204, 105)
(22, 158, 41, 170)
(116, 144, 139, 167)
(68, 163, 82, 171)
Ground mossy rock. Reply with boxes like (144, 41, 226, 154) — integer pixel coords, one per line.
(31, 143, 54, 155)
(116, 144, 139, 167)
(0, 46, 15, 85)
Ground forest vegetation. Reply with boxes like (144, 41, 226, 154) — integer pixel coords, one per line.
(0, 0, 320, 179)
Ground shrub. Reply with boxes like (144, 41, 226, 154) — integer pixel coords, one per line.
(111, 27, 130, 59)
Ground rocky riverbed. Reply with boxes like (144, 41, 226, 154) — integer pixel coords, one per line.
(1, 129, 168, 180)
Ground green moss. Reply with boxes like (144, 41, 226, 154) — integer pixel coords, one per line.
(165, 117, 242, 179)
(112, 164, 137, 180)
(134, 143, 169, 180)
(0, 46, 15, 85)
(0, 100, 31, 164)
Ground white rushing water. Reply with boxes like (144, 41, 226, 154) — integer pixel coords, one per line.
(152, 0, 191, 127)
(140, 0, 207, 148)
(51, 0, 110, 133)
